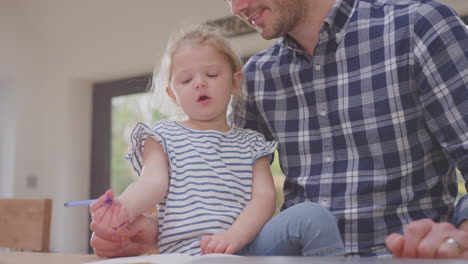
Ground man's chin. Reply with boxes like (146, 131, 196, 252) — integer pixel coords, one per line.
(258, 30, 277, 40)
(253, 26, 266, 38)
(254, 25, 281, 40)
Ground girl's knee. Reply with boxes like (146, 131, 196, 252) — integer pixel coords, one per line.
(286, 202, 336, 222)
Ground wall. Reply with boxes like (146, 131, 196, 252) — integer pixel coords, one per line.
(0, 81, 15, 198)
(0, 1, 47, 198)
(0, 3, 19, 197)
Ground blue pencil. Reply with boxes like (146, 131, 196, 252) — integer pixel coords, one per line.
(64, 198, 112, 207)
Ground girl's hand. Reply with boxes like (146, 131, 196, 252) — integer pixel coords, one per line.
(200, 230, 246, 255)
(90, 189, 132, 229)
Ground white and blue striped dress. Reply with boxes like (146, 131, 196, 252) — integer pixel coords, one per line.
(127, 120, 277, 255)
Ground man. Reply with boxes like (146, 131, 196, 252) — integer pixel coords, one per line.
(90, 0, 468, 258)
(228, 0, 468, 258)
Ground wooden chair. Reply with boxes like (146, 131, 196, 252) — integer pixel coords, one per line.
(0, 198, 52, 252)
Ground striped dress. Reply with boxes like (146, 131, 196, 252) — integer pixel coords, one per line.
(127, 120, 277, 255)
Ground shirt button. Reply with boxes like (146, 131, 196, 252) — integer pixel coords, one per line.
(319, 110, 326, 117)
(319, 200, 329, 207)
(325, 156, 332, 163)
(335, 32, 341, 39)
(314, 64, 321, 71)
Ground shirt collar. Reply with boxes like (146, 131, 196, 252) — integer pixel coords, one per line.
(282, 0, 358, 51)
(324, 0, 357, 38)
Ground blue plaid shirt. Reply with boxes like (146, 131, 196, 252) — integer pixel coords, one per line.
(230, 0, 468, 257)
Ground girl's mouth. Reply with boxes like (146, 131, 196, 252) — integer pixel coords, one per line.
(197, 95, 211, 102)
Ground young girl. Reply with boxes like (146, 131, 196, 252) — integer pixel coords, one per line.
(90, 25, 344, 256)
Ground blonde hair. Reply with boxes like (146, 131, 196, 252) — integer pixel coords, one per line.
(151, 25, 244, 120)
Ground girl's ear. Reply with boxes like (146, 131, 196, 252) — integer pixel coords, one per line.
(166, 87, 178, 106)
(232, 71, 243, 95)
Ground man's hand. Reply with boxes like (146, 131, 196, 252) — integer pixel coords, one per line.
(386, 219, 468, 259)
(200, 230, 246, 255)
(90, 190, 132, 229)
(89, 192, 158, 257)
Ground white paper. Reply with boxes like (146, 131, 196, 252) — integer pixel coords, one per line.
(83, 253, 242, 264)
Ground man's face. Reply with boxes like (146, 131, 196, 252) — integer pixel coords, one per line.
(227, 0, 303, 40)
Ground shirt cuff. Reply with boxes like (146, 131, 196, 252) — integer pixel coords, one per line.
(453, 194, 468, 227)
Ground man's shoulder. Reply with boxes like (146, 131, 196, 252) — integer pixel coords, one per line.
(405, 0, 461, 28)
(357, 0, 459, 28)
(369, 0, 454, 10)
(411, 0, 459, 15)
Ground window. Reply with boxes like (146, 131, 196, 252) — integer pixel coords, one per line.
(90, 75, 151, 201)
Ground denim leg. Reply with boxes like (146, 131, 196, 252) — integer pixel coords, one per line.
(236, 202, 344, 256)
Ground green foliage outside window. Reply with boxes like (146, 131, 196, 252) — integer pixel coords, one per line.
(111, 94, 163, 195)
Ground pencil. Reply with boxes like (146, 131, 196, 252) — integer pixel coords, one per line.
(64, 198, 112, 207)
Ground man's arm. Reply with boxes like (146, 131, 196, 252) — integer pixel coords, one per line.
(387, 1, 468, 259)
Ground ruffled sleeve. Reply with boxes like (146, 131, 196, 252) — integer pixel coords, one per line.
(250, 131, 278, 163)
(126, 122, 166, 176)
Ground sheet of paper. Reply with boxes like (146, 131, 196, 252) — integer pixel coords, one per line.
(83, 254, 468, 264)
(83, 253, 242, 264)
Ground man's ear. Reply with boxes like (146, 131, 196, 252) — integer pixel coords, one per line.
(232, 71, 243, 95)
(166, 87, 178, 106)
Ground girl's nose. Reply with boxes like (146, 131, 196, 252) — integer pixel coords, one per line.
(195, 79, 207, 89)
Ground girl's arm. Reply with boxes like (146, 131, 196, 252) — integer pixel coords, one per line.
(91, 136, 169, 229)
(117, 136, 170, 218)
(200, 156, 277, 254)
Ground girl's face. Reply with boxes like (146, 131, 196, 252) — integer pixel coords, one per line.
(167, 43, 242, 126)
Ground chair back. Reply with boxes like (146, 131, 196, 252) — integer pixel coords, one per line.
(0, 198, 52, 251)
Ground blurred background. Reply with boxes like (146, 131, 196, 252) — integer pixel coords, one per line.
(0, 0, 467, 254)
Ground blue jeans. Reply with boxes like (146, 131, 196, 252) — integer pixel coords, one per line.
(236, 202, 344, 256)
